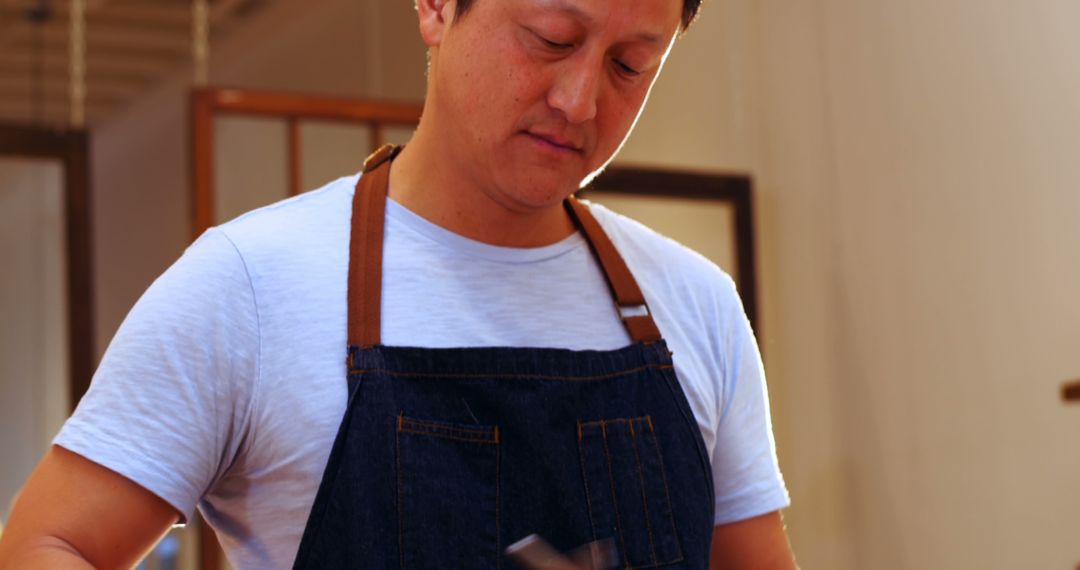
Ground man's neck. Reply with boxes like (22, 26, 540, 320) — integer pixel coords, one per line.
(386, 129, 578, 248)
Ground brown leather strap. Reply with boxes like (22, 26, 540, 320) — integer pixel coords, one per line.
(347, 144, 662, 346)
(348, 144, 400, 347)
(564, 197, 662, 343)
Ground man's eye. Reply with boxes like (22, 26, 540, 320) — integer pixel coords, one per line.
(536, 32, 572, 50)
(615, 60, 641, 77)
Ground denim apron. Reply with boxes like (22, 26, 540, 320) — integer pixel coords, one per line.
(292, 145, 715, 569)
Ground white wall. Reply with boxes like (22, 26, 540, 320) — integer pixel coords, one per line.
(620, 0, 1080, 567)
(751, 0, 1080, 567)
(0, 159, 69, 521)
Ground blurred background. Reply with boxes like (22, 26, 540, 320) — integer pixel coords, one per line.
(1, 0, 1079, 568)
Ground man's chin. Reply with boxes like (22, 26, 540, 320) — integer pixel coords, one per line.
(497, 180, 581, 212)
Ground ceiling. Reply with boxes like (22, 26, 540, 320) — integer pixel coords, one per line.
(0, 0, 270, 128)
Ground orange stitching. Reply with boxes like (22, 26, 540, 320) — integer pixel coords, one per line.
(581, 418, 633, 429)
(397, 417, 500, 443)
(346, 364, 675, 381)
(401, 417, 494, 433)
(577, 421, 600, 543)
(645, 422, 684, 566)
(396, 415, 502, 567)
(400, 419, 497, 437)
(579, 417, 685, 570)
(629, 419, 660, 567)
(495, 438, 502, 570)
(398, 428, 500, 445)
(601, 422, 630, 568)
(396, 423, 405, 570)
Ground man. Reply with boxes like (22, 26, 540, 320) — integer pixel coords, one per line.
(0, 0, 796, 568)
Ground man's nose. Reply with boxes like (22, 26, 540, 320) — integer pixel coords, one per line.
(547, 55, 601, 124)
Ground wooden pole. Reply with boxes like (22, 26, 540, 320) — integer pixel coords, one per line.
(288, 117, 301, 196)
(190, 89, 215, 239)
(192, 0, 209, 86)
(68, 0, 86, 127)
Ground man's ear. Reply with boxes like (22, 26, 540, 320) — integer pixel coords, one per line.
(417, 0, 454, 47)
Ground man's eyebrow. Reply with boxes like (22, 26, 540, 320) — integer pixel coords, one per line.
(536, 0, 596, 25)
(630, 31, 665, 44)
(536, 0, 666, 44)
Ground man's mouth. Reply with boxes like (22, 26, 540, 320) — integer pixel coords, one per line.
(524, 131, 584, 154)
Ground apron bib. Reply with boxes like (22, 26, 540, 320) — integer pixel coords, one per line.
(293, 145, 715, 569)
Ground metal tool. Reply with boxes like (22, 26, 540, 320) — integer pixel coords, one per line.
(506, 535, 617, 570)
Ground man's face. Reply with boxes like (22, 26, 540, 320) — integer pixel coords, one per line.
(423, 0, 682, 212)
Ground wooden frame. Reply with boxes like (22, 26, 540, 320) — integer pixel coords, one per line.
(189, 87, 425, 239)
(582, 167, 761, 334)
(0, 122, 94, 411)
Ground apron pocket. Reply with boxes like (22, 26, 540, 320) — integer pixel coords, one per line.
(396, 414, 500, 569)
(578, 416, 683, 569)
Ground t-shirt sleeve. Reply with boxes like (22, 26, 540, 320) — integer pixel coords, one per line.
(710, 280, 791, 525)
(54, 228, 259, 522)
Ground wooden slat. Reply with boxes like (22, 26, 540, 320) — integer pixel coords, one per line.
(198, 517, 221, 570)
(0, 74, 145, 98)
(0, 97, 115, 118)
(287, 117, 301, 196)
(0, 111, 67, 130)
(0, 122, 71, 157)
(0, 78, 139, 103)
(203, 87, 424, 124)
(8, 35, 191, 61)
(370, 122, 384, 152)
(0, 0, 194, 29)
(0, 112, 114, 130)
(19, 21, 193, 54)
(190, 90, 216, 239)
(64, 130, 95, 406)
(0, 51, 169, 81)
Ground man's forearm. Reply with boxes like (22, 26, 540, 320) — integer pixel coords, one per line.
(710, 512, 798, 570)
(0, 535, 97, 570)
(0, 447, 180, 570)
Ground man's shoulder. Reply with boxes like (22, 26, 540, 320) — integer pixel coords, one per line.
(214, 174, 358, 253)
(170, 174, 357, 306)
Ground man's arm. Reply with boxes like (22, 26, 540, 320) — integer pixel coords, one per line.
(0, 446, 180, 569)
(710, 511, 798, 570)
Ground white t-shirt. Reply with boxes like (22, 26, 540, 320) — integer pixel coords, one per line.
(56, 173, 789, 569)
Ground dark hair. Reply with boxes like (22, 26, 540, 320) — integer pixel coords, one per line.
(452, 0, 703, 32)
